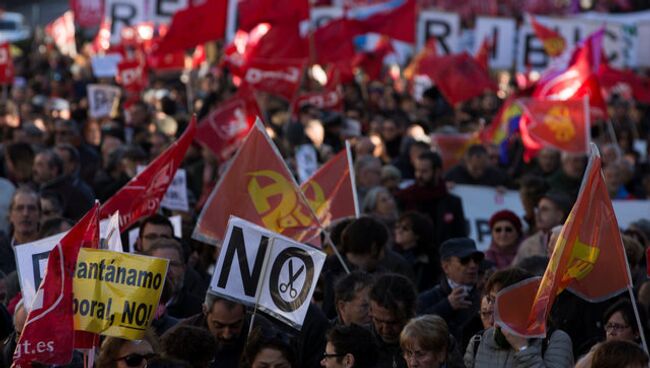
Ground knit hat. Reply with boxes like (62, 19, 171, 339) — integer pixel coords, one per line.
(488, 210, 523, 235)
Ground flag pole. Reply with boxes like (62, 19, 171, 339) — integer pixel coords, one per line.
(323, 229, 350, 274)
(605, 119, 623, 161)
(345, 140, 360, 218)
(627, 285, 648, 354)
(248, 237, 275, 337)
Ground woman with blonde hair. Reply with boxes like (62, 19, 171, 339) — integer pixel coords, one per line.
(400, 315, 462, 368)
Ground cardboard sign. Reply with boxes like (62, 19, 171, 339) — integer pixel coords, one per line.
(73, 249, 168, 339)
(209, 217, 326, 329)
(91, 54, 123, 78)
(87, 84, 121, 118)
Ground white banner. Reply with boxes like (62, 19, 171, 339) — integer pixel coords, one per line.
(105, 0, 147, 44)
(417, 10, 461, 55)
(87, 84, 121, 119)
(209, 217, 325, 330)
(474, 17, 516, 69)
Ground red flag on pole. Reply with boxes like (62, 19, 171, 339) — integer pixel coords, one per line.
(195, 88, 261, 163)
(193, 119, 322, 245)
(348, 0, 416, 44)
(475, 36, 491, 71)
(431, 133, 481, 172)
(100, 117, 197, 230)
(238, 0, 309, 32)
(116, 58, 148, 94)
(300, 145, 358, 227)
(495, 143, 632, 337)
(240, 58, 306, 101)
(291, 86, 343, 117)
(529, 15, 566, 57)
(45, 11, 77, 57)
(13, 204, 100, 367)
(70, 0, 103, 28)
(0, 43, 14, 85)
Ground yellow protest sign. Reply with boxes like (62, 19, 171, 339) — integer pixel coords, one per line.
(73, 249, 169, 340)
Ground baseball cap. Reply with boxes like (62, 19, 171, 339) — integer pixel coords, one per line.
(440, 238, 484, 261)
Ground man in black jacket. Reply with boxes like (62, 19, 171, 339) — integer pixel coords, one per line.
(418, 238, 483, 345)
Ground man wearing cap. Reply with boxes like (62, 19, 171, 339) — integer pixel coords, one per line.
(417, 238, 483, 343)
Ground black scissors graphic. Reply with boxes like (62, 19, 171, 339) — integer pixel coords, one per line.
(279, 260, 304, 299)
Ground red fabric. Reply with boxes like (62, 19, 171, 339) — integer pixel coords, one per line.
(147, 51, 185, 71)
(598, 62, 650, 104)
(13, 204, 100, 367)
(496, 149, 631, 337)
(194, 122, 322, 245)
(313, 18, 361, 65)
(430, 133, 481, 171)
(92, 19, 111, 54)
(195, 89, 261, 163)
(238, 0, 309, 32)
(475, 36, 491, 71)
(404, 38, 437, 80)
(70, 0, 103, 28)
(300, 149, 357, 227)
(45, 11, 76, 57)
(116, 58, 148, 93)
(350, 0, 416, 44)
(419, 52, 497, 106)
(153, 0, 227, 55)
(0, 43, 13, 85)
(291, 86, 343, 117)
(100, 117, 196, 230)
(530, 15, 566, 57)
(240, 58, 306, 100)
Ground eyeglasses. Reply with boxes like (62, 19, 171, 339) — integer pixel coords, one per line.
(115, 353, 156, 367)
(605, 323, 630, 332)
(493, 226, 514, 233)
(322, 352, 345, 360)
(459, 254, 483, 265)
(480, 310, 494, 319)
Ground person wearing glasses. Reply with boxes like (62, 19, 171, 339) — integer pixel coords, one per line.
(399, 315, 463, 368)
(418, 238, 483, 345)
(321, 324, 378, 368)
(97, 329, 159, 368)
(485, 210, 523, 270)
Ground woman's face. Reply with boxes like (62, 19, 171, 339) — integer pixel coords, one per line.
(480, 295, 494, 329)
(375, 191, 396, 216)
(605, 311, 637, 342)
(395, 220, 418, 249)
(402, 341, 444, 368)
(115, 340, 154, 368)
(252, 348, 291, 368)
(491, 220, 518, 249)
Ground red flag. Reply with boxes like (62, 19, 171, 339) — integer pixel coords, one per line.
(529, 15, 566, 57)
(291, 86, 343, 117)
(116, 58, 148, 93)
(193, 120, 322, 245)
(13, 204, 100, 367)
(92, 18, 111, 54)
(475, 36, 491, 71)
(70, 0, 103, 28)
(404, 38, 437, 81)
(313, 18, 361, 65)
(597, 61, 650, 104)
(45, 11, 77, 57)
(353, 36, 394, 81)
(348, 0, 416, 44)
(100, 117, 197, 230)
(153, 0, 227, 55)
(196, 89, 261, 163)
(0, 43, 14, 85)
(300, 146, 358, 227)
(430, 133, 481, 172)
(518, 98, 590, 162)
(147, 51, 185, 72)
(238, 0, 309, 32)
(419, 52, 497, 106)
(495, 144, 631, 337)
(240, 58, 305, 100)
(533, 28, 607, 118)
(191, 45, 206, 69)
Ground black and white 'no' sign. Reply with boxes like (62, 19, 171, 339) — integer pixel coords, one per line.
(209, 217, 326, 330)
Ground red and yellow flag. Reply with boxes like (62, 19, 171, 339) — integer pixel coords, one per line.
(193, 119, 322, 245)
(530, 15, 566, 57)
(300, 144, 358, 228)
(518, 97, 590, 161)
(430, 133, 481, 172)
(495, 144, 631, 337)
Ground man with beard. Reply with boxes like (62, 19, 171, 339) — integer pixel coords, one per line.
(395, 151, 467, 249)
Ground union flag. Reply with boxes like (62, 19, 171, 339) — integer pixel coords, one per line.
(495, 143, 631, 338)
(430, 133, 481, 172)
(529, 15, 566, 57)
(300, 143, 358, 228)
(193, 119, 322, 246)
(518, 97, 590, 161)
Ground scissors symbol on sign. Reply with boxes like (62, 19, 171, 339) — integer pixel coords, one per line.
(279, 259, 304, 299)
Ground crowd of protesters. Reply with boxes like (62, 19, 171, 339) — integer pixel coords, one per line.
(1, 7, 650, 368)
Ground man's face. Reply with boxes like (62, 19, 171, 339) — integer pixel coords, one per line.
(414, 158, 435, 187)
(150, 247, 185, 294)
(320, 342, 345, 368)
(465, 154, 488, 179)
(138, 223, 173, 252)
(534, 198, 564, 232)
(33, 153, 58, 184)
(562, 154, 587, 179)
(370, 301, 406, 344)
(9, 192, 40, 238)
(206, 301, 245, 348)
(338, 286, 371, 326)
(358, 161, 382, 189)
(538, 148, 559, 173)
(54, 148, 74, 177)
(54, 121, 77, 145)
(346, 250, 382, 273)
(441, 255, 480, 286)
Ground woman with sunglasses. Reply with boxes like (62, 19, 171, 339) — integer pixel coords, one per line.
(97, 329, 159, 368)
(485, 210, 523, 270)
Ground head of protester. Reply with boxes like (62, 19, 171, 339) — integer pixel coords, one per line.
(393, 211, 439, 290)
(464, 267, 574, 367)
(321, 324, 379, 368)
(485, 210, 523, 269)
(240, 328, 295, 368)
(603, 299, 647, 343)
(340, 216, 389, 272)
(137, 214, 174, 253)
(97, 329, 159, 368)
(400, 315, 454, 368)
(8, 186, 40, 246)
(362, 186, 398, 228)
(590, 339, 649, 368)
(334, 271, 373, 326)
(161, 325, 216, 368)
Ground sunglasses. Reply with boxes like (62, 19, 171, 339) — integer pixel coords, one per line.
(459, 254, 483, 265)
(116, 353, 157, 367)
(493, 226, 514, 233)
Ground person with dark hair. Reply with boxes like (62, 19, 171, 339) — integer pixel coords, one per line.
(39, 216, 74, 237)
(485, 210, 523, 269)
(418, 238, 483, 344)
(136, 214, 174, 253)
(39, 191, 64, 224)
(241, 328, 296, 368)
(97, 329, 160, 368)
(4, 142, 34, 185)
(321, 324, 378, 368)
(394, 151, 466, 252)
(444, 144, 510, 187)
(333, 271, 374, 326)
(464, 268, 573, 367)
(161, 325, 216, 368)
(518, 175, 549, 235)
(393, 211, 440, 291)
(546, 152, 588, 201)
(0, 187, 41, 275)
(369, 273, 417, 368)
(53, 119, 100, 184)
(590, 340, 649, 368)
